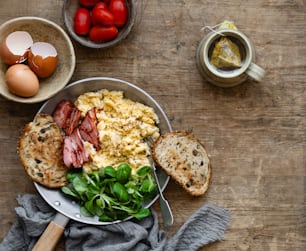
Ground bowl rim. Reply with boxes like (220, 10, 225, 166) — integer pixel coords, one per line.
(0, 16, 76, 104)
(62, 0, 136, 49)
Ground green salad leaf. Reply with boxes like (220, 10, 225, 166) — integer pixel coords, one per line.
(61, 163, 157, 222)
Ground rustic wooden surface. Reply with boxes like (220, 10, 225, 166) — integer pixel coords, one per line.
(0, 0, 305, 250)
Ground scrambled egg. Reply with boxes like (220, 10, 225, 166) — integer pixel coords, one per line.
(74, 89, 160, 173)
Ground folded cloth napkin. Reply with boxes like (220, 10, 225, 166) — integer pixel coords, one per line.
(0, 194, 231, 251)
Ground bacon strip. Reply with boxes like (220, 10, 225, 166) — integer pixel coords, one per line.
(63, 128, 90, 168)
(65, 107, 81, 136)
(53, 100, 73, 129)
(53, 100, 101, 169)
(53, 100, 81, 136)
(79, 107, 101, 151)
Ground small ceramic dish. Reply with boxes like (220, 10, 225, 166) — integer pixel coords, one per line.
(62, 0, 136, 49)
(0, 16, 76, 103)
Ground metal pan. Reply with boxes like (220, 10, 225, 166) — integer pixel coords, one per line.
(32, 77, 172, 251)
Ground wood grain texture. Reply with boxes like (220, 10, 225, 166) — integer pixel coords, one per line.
(0, 0, 305, 250)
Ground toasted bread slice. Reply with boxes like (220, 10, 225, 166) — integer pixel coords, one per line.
(152, 131, 211, 196)
(18, 113, 68, 188)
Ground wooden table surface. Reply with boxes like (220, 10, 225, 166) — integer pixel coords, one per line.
(0, 1, 305, 250)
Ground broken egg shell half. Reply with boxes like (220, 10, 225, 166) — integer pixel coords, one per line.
(0, 31, 33, 65)
(28, 42, 58, 78)
(5, 64, 39, 97)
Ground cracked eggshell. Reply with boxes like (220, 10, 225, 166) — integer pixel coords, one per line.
(0, 31, 33, 65)
(28, 42, 58, 78)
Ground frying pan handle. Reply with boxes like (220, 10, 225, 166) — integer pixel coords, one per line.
(32, 213, 69, 251)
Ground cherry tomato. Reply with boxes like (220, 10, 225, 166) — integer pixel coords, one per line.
(92, 3, 115, 26)
(74, 8, 91, 36)
(109, 0, 128, 27)
(93, 1, 108, 9)
(91, 2, 107, 26)
(79, 0, 100, 8)
(89, 26, 118, 42)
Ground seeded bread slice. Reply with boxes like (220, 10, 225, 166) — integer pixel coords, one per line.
(152, 131, 211, 196)
(18, 113, 68, 188)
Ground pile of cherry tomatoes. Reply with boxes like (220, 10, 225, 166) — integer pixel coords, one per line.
(74, 0, 128, 43)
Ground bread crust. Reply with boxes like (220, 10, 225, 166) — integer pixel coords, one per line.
(18, 113, 68, 188)
(152, 131, 211, 196)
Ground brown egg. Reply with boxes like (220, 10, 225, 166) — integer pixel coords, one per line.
(5, 64, 39, 97)
(0, 31, 33, 65)
(28, 42, 58, 78)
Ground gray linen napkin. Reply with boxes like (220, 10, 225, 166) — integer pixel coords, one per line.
(0, 194, 231, 251)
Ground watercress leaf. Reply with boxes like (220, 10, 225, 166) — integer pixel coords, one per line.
(126, 187, 135, 194)
(140, 175, 157, 194)
(132, 208, 151, 220)
(113, 182, 130, 202)
(131, 191, 143, 200)
(98, 167, 105, 178)
(66, 170, 83, 182)
(104, 166, 117, 178)
(148, 184, 158, 195)
(87, 184, 100, 196)
(136, 166, 151, 176)
(80, 205, 93, 217)
(99, 214, 114, 222)
(101, 193, 118, 207)
(125, 181, 139, 193)
(85, 191, 97, 201)
(72, 176, 88, 194)
(114, 210, 129, 220)
(80, 193, 89, 202)
(147, 175, 158, 194)
(116, 163, 132, 184)
(96, 198, 105, 209)
(111, 204, 134, 214)
(84, 172, 98, 188)
(94, 207, 104, 217)
(90, 171, 100, 183)
(61, 186, 79, 199)
(131, 198, 142, 209)
(139, 178, 151, 193)
(85, 198, 95, 215)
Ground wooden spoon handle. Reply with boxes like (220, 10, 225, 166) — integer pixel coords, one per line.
(32, 213, 69, 251)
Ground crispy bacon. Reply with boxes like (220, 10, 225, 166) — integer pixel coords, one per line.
(65, 107, 81, 136)
(53, 100, 73, 129)
(53, 100, 101, 169)
(79, 107, 101, 150)
(53, 100, 81, 136)
(63, 128, 90, 168)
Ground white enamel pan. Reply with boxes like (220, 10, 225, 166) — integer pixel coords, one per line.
(32, 77, 172, 251)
